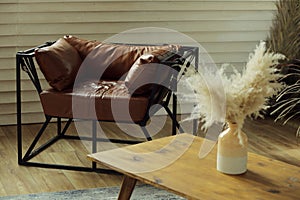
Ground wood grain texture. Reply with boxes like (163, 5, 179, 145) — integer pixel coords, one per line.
(89, 133, 300, 200)
(0, 116, 299, 197)
(118, 176, 137, 200)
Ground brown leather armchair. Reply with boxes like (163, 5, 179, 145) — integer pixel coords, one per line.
(16, 35, 198, 172)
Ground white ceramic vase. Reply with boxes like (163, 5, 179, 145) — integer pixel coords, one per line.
(217, 122, 248, 175)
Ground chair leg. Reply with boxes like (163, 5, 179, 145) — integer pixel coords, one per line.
(164, 106, 184, 135)
(23, 117, 74, 162)
(59, 118, 73, 136)
(193, 118, 199, 135)
(20, 117, 118, 174)
(23, 116, 52, 161)
(57, 117, 61, 135)
(92, 120, 97, 169)
(141, 126, 152, 141)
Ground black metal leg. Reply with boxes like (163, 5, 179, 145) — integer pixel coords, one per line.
(23, 116, 52, 161)
(57, 117, 61, 135)
(16, 55, 23, 164)
(92, 120, 97, 169)
(19, 116, 142, 173)
(172, 93, 177, 135)
(164, 105, 184, 134)
(193, 119, 199, 135)
(60, 118, 72, 136)
(141, 126, 152, 141)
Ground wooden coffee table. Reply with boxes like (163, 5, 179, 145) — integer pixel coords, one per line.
(88, 133, 300, 200)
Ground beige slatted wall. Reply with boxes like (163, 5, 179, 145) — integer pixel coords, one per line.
(0, 0, 276, 125)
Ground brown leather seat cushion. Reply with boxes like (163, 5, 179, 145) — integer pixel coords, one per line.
(39, 80, 149, 123)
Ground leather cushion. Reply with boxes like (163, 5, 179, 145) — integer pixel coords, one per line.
(78, 43, 180, 81)
(39, 80, 149, 122)
(64, 35, 101, 60)
(35, 38, 82, 91)
(125, 46, 181, 95)
(125, 54, 160, 95)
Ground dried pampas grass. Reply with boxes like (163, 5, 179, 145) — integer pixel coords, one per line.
(185, 41, 285, 130)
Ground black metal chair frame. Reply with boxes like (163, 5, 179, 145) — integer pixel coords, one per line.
(16, 42, 199, 173)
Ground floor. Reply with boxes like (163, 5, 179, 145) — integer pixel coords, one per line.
(0, 116, 299, 196)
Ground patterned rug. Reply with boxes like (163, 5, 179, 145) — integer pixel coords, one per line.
(0, 185, 185, 200)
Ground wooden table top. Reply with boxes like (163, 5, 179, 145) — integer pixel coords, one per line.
(88, 133, 300, 200)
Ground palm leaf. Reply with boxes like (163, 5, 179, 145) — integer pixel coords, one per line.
(271, 82, 300, 138)
(266, 0, 300, 60)
(266, 0, 300, 139)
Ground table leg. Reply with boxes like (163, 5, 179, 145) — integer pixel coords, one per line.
(118, 175, 137, 200)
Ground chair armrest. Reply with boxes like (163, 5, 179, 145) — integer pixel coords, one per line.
(160, 46, 198, 80)
(17, 41, 55, 56)
(16, 41, 55, 93)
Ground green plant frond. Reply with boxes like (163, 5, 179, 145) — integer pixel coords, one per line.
(284, 85, 300, 93)
(282, 72, 300, 79)
(275, 107, 294, 124)
(280, 76, 300, 85)
(276, 97, 297, 104)
(274, 107, 294, 122)
(276, 87, 300, 100)
(266, 0, 300, 60)
(279, 82, 300, 91)
(286, 65, 300, 70)
(282, 110, 300, 125)
(272, 97, 300, 115)
(273, 97, 298, 108)
(267, 0, 300, 134)
(280, 87, 300, 96)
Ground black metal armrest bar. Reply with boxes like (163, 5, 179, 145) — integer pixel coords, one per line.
(17, 41, 55, 55)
